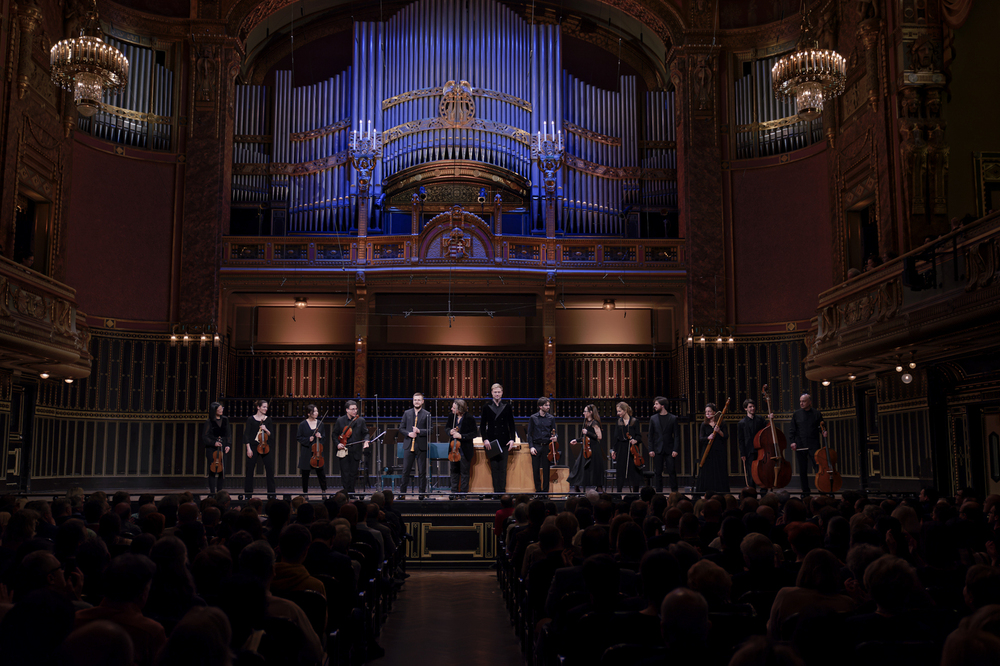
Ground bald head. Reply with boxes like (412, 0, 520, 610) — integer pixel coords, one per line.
(799, 394, 813, 410)
(661, 588, 710, 650)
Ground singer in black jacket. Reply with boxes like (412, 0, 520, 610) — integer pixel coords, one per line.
(480, 383, 518, 493)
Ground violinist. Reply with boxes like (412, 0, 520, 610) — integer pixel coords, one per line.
(244, 399, 276, 498)
(398, 393, 432, 496)
(202, 402, 230, 494)
(297, 404, 328, 496)
(332, 400, 369, 495)
(527, 397, 557, 493)
(697, 403, 729, 495)
(737, 399, 769, 490)
(788, 393, 825, 494)
(568, 404, 604, 493)
(447, 399, 478, 494)
(611, 402, 641, 493)
(648, 396, 680, 493)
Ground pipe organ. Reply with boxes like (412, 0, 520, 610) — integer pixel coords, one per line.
(230, 0, 677, 237)
(734, 54, 823, 159)
(77, 37, 174, 150)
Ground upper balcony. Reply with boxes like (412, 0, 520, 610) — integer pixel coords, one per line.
(804, 212, 1000, 381)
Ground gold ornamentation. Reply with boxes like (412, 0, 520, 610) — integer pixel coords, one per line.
(382, 117, 532, 146)
(563, 122, 621, 146)
(349, 128, 383, 194)
(289, 117, 351, 142)
(642, 140, 677, 150)
(439, 80, 475, 126)
(234, 135, 272, 143)
(233, 151, 350, 176)
(382, 85, 532, 113)
(97, 102, 172, 125)
(735, 114, 804, 134)
(563, 153, 677, 181)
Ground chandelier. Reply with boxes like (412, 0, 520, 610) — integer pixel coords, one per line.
(771, 1, 846, 121)
(50, 9, 129, 118)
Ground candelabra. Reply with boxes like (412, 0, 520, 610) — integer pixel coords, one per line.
(531, 121, 564, 197)
(349, 121, 383, 195)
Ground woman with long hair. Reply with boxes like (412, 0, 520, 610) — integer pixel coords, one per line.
(568, 404, 605, 492)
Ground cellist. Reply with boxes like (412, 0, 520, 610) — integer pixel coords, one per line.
(737, 399, 771, 490)
(788, 394, 826, 494)
(332, 400, 369, 495)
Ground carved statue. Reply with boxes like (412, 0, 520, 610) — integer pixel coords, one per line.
(196, 45, 218, 102)
(909, 36, 935, 71)
(693, 55, 714, 111)
(899, 87, 920, 119)
(925, 89, 942, 118)
(857, 0, 880, 21)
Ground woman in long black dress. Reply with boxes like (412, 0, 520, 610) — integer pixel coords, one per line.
(297, 404, 327, 495)
(244, 399, 276, 498)
(201, 402, 230, 494)
(447, 399, 478, 493)
(697, 403, 729, 495)
(568, 404, 605, 492)
(611, 402, 642, 493)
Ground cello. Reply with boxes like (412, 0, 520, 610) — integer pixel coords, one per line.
(700, 398, 731, 467)
(814, 420, 842, 493)
(751, 385, 791, 489)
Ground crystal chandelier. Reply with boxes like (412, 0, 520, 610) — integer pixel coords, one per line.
(771, 1, 846, 121)
(50, 9, 129, 118)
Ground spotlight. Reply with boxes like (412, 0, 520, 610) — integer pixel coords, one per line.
(699, 335, 706, 343)
(895, 364, 903, 373)
(183, 334, 190, 342)
(716, 336, 723, 344)
(64, 378, 74, 384)
(728, 337, 735, 344)
(822, 379, 831, 387)
(200, 334, 208, 342)
(356, 336, 364, 346)
(603, 299, 616, 310)
(39, 372, 49, 379)
(295, 297, 308, 309)
(374, 192, 387, 209)
(477, 187, 487, 204)
(848, 374, 856, 381)
(901, 373, 913, 384)
(909, 361, 917, 369)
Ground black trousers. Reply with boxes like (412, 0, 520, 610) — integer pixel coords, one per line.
(449, 455, 472, 493)
(400, 447, 427, 493)
(531, 443, 551, 492)
(245, 449, 276, 496)
(208, 469, 224, 494)
(652, 452, 679, 492)
(340, 454, 361, 493)
(489, 454, 507, 493)
(796, 448, 816, 493)
(301, 467, 327, 494)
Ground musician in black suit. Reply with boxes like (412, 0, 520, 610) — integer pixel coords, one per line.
(648, 396, 680, 493)
(398, 393, 432, 495)
(447, 399, 478, 493)
(480, 383, 518, 493)
(331, 400, 369, 495)
(737, 398, 768, 490)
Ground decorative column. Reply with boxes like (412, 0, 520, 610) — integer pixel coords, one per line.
(409, 192, 421, 260)
(543, 273, 557, 399)
(350, 123, 383, 266)
(532, 122, 564, 265)
(179, 38, 240, 324)
(354, 270, 368, 400)
(17, 1, 44, 99)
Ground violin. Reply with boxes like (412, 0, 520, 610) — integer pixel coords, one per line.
(751, 385, 791, 489)
(814, 420, 842, 493)
(699, 398, 730, 467)
(309, 412, 327, 470)
(336, 420, 355, 459)
(255, 423, 270, 455)
(210, 444, 224, 474)
(626, 426, 645, 469)
(582, 427, 593, 460)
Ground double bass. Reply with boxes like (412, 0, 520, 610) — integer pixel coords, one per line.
(814, 420, 842, 493)
(751, 385, 791, 489)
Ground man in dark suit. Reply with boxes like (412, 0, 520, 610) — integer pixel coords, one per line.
(397, 392, 432, 496)
(480, 383, 518, 493)
(332, 400, 369, 495)
(648, 396, 680, 492)
(737, 398, 769, 490)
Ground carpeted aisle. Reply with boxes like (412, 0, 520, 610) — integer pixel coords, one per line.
(371, 570, 524, 666)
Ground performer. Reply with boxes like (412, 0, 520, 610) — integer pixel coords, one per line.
(648, 396, 680, 493)
(479, 383, 518, 493)
(527, 397, 558, 493)
(447, 399, 478, 493)
(568, 404, 604, 493)
(332, 400, 369, 495)
(611, 402, 642, 493)
(202, 402, 230, 495)
(244, 399, 276, 498)
(788, 393, 825, 494)
(398, 393, 431, 496)
(297, 404, 328, 495)
(737, 398, 769, 490)
(697, 403, 729, 495)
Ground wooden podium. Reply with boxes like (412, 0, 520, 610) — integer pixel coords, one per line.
(469, 441, 569, 493)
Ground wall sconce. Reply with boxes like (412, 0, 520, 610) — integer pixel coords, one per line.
(295, 297, 308, 309)
(64, 378, 74, 384)
(847, 374, 856, 381)
(40, 372, 50, 379)
(895, 363, 903, 373)
(603, 299, 616, 310)
(356, 336, 364, 346)
(821, 379, 831, 387)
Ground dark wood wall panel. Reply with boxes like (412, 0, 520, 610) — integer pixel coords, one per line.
(367, 353, 543, 399)
(231, 352, 355, 399)
(556, 353, 670, 400)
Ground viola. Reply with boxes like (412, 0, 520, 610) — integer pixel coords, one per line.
(255, 424, 270, 455)
(210, 444, 224, 474)
(310, 413, 327, 469)
(751, 385, 791, 489)
(626, 426, 645, 469)
(582, 429, 593, 459)
(699, 398, 730, 467)
(448, 437, 462, 463)
(814, 420, 842, 493)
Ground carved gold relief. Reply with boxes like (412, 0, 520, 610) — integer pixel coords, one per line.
(439, 80, 475, 126)
(289, 117, 352, 142)
(382, 85, 532, 113)
(562, 122, 621, 146)
(98, 102, 172, 126)
(232, 150, 351, 177)
(382, 117, 531, 147)
(563, 154, 676, 181)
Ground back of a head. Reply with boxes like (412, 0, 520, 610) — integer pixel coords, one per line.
(527, 499, 547, 525)
(845, 544, 885, 589)
(366, 503, 380, 523)
(296, 502, 316, 526)
(741, 532, 776, 570)
(864, 554, 918, 615)
(796, 548, 842, 594)
(660, 588, 710, 650)
(239, 539, 276, 582)
(554, 511, 579, 547)
(102, 554, 156, 603)
(158, 607, 233, 666)
(616, 521, 647, 560)
(177, 502, 199, 524)
(640, 549, 681, 608)
(942, 629, 1000, 666)
(61, 620, 134, 666)
(278, 523, 313, 563)
(339, 503, 359, 528)
(582, 554, 620, 604)
(538, 524, 563, 552)
(629, 500, 648, 522)
(729, 636, 805, 666)
(580, 525, 610, 558)
(967, 566, 1000, 610)
(720, 516, 747, 549)
(786, 522, 823, 558)
(678, 512, 699, 538)
(594, 499, 615, 524)
(687, 559, 733, 607)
